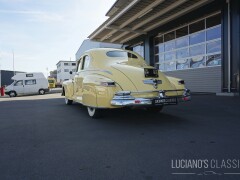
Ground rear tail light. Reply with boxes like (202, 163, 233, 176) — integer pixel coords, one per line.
(135, 100, 141, 104)
(182, 96, 191, 101)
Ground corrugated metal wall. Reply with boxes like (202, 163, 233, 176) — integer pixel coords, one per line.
(164, 66, 221, 93)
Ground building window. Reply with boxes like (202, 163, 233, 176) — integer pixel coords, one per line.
(132, 42, 144, 58)
(207, 40, 221, 54)
(189, 20, 205, 34)
(164, 40, 175, 51)
(207, 54, 221, 66)
(176, 48, 189, 59)
(154, 13, 221, 72)
(176, 36, 188, 49)
(206, 26, 221, 41)
(164, 31, 175, 41)
(176, 26, 188, 38)
(190, 44, 205, 56)
(64, 63, 68, 66)
(206, 14, 221, 28)
(64, 69, 69, 72)
(177, 59, 190, 70)
(190, 56, 206, 68)
(190, 31, 205, 45)
(165, 51, 175, 61)
(72, 63, 76, 66)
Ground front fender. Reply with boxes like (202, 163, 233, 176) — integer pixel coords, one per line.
(62, 80, 74, 99)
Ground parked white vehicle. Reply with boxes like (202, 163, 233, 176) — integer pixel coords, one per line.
(5, 72, 49, 97)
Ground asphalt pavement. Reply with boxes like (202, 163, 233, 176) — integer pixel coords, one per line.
(0, 93, 240, 180)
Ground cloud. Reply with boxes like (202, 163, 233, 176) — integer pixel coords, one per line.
(0, 0, 29, 2)
(0, 9, 64, 22)
(0, 0, 117, 73)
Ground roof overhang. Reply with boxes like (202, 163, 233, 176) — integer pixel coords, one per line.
(88, 0, 214, 44)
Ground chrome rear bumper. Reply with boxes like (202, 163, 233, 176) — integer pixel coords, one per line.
(110, 89, 191, 106)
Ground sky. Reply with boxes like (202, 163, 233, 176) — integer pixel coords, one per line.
(0, 0, 116, 76)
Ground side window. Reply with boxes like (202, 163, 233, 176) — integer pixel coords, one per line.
(82, 55, 90, 70)
(25, 79, 36, 85)
(14, 80, 23, 86)
(77, 58, 82, 72)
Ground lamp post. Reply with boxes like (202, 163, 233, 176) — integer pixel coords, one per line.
(12, 50, 15, 76)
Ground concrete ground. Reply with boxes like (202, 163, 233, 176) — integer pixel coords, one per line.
(0, 93, 239, 180)
(0, 88, 62, 99)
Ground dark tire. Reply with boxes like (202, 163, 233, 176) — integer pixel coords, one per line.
(9, 91, 17, 97)
(39, 89, 45, 95)
(146, 106, 164, 113)
(65, 98, 73, 105)
(87, 107, 102, 118)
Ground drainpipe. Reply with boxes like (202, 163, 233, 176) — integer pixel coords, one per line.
(227, 0, 231, 93)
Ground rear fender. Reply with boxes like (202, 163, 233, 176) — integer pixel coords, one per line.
(166, 76, 185, 95)
(82, 75, 122, 108)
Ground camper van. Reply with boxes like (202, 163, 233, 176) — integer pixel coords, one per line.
(5, 72, 49, 97)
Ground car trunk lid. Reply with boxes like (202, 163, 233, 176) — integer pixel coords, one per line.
(111, 64, 180, 97)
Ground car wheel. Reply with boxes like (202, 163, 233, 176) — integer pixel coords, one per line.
(146, 106, 164, 113)
(65, 98, 73, 105)
(87, 107, 102, 118)
(39, 89, 45, 95)
(9, 91, 17, 97)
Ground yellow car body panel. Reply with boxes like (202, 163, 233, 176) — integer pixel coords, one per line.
(62, 48, 190, 109)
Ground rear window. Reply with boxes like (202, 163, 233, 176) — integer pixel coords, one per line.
(106, 51, 138, 59)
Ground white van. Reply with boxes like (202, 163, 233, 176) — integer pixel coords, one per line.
(5, 72, 49, 97)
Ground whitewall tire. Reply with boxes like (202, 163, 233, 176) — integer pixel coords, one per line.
(65, 98, 73, 105)
(87, 107, 101, 118)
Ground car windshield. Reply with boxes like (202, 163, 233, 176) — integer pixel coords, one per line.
(48, 80, 54, 83)
(106, 51, 138, 59)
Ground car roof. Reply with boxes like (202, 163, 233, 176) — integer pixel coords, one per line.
(85, 48, 125, 53)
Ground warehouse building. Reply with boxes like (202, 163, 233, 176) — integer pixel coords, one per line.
(0, 70, 25, 87)
(88, 0, 240, 95)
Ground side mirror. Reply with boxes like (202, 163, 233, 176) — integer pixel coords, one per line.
(69, 71, 72, 75)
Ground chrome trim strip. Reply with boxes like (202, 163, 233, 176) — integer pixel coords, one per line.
(130, 89, 186, 94)
(143, 79, 162, 89)
(111, 89, 191, 106)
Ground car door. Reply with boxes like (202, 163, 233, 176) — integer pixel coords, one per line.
(74, 58, 83, 99)
(74, 55, 90, 101)
(13, 80, 24, 94)
(24, 79, 37, 94)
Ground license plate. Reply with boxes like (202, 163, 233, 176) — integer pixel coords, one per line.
(153, 98, 177, 105)
(144, 68, 158, 78)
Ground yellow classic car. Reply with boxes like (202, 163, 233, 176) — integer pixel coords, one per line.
(62, 48, 191, 118)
